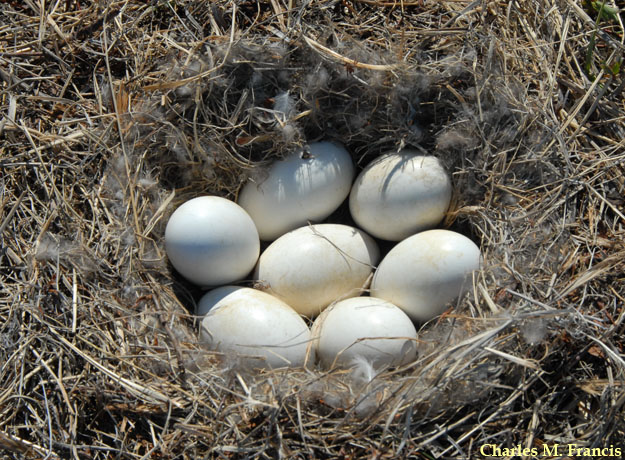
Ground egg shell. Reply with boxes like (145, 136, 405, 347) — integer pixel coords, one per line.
(349, 152, 452, 241)
(196, 285, 243, 316)
(238, 142, 355, 241)
(371, 229, 481, 322)
(165, 196, 260, 287)
(254, 224, 380, 317)
(312, 297, 417, 369)
(199, 288, 311, 369)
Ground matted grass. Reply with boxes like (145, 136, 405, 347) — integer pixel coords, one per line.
(1, 0, 624, 458)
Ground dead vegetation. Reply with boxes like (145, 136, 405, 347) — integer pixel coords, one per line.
(1, 0, 624, 458)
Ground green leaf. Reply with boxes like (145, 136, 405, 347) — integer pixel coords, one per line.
(585, 30, 598, 76)
(599, 60, 621, 76)
(610, 60, 621, 75)
(591, 1, 619, 21)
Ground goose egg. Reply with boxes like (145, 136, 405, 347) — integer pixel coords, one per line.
(196, 285, 243, 316)
(371, 229, 481, 322)
(254, 224, 379, 317)
(238, 142, 355, 241)
(349, 152, 452, 241)
(312, 297, 417, 369)
(165, 196, 260, 287)
(199, 288, 311, 368)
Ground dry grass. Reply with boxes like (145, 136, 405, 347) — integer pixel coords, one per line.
(1, 0, 624, 458)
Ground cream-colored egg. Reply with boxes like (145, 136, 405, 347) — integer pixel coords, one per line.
(238, 142, 355, 241)
(371, 229, 481, 322)
(349, 152, 452, 241)
(199, 288, 311, 369)
(196, 285, 243, 316)
(312, 297, 417, 369)
(165, 196, 260, 287)
(254, 224, 379, 317)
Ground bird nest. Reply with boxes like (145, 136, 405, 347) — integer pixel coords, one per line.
(1, 0, 624, 458)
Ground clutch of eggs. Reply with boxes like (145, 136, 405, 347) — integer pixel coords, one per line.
(238, 142, 354, 241)
(254, 223, 379, 317)
(163, 143, 482, 369)
(199, 287, 312, 369)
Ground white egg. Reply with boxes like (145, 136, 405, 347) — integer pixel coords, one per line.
(165, 196, 260, 287)
(371, 229, 481, 322)
(254, 224, 379, 317)
(238, 142, 355, 241)
(349, 152, 452, 241)
(312, 297, 417, 369)
(196, 285, 243, 316)
(199, 288, 311, 368)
